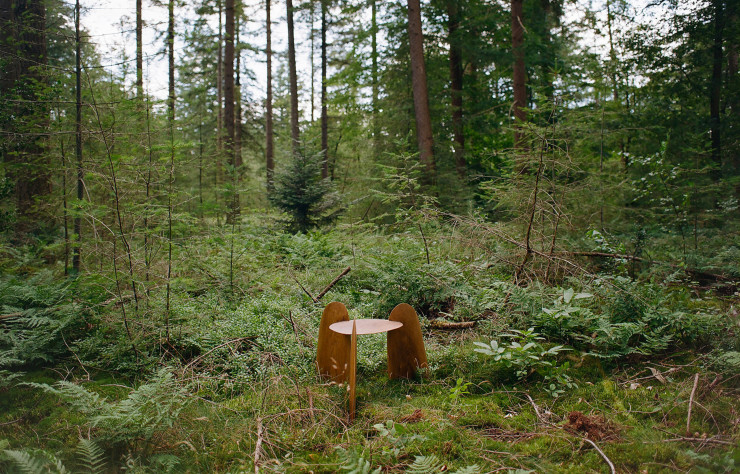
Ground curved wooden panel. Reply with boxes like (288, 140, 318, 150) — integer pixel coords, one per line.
(316, 302, 351, 383)
(387, 303, 428, 379)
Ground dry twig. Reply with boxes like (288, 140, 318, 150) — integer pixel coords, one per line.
(583, 438, 616, 474)
(686, 373, 699, 437)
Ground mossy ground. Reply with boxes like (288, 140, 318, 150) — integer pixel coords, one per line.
(1, 219, 739, 472)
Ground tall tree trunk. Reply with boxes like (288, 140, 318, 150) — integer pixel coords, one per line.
(512, 0, 527, 150)
(371, 0, 379, 157)
(235, 6, 242, 188)
(73, 0, 82, 273)
(710, 0, 724, 179)
(136, 0, 143, 98)
(321, 0, 328, 179)
(217, 0, 223, 153)
(447, 0, 465, 177)
(287, 0, 300, 155)
(166, 0, 176, 341)
(406, 0, 435, 175)
(225, 0, 239, 222)
(310, 0, 315, 123)
(265, 0, 275, 191)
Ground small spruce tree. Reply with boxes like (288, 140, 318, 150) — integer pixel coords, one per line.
(269, 151, 342, 232)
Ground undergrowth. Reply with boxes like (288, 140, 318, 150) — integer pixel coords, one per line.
(1, 216, 738, 472)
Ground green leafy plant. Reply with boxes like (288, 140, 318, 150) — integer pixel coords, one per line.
(27, 369, 187, 445)
(474, 328, 575, 397)
(372, 420, 427, 457)
(448, 377, 472, 404)
(338, 449, 382, 474)
(1, 438, 105, 474)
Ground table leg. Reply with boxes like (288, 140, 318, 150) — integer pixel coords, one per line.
(349, 320, 357, 421)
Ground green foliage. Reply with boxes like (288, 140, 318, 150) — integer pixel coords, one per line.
(372, 420, 427, 457)
(0, 272, 89, 369)
(27, 369, 187, 445)
(269, 151, 342, 233)
(338, 449, 382, 474)
(406, 454, 445, 473)
(474, 328, 575, 397)
(448, 378, 472, 404)
(1, 438, 105, 474)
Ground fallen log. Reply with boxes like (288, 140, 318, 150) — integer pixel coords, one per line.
(429, 320, 476, 330)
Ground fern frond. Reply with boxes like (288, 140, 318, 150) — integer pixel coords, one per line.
(338, 449, 381, 474)
(3, 449, 48, 474)
(407, 454, 444, 474)
(452, 465, 481, 474)
(76, 439, 106, 474)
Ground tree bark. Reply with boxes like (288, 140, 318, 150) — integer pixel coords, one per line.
(217, 0, 223, 154)
(371, 0, 379, 157)
(287, 0, 300, 156)
(136, 0, 143, 98)
(406, 0, 435, 175)
(74, 0, 82, 273)
(512, 0, 527, 150)
(224, 0, 239, 222)
(265, 0, 274, 190)
(321, 0, 328, 179)
(447, 0, 465, 177)
(710, 0, 724, 179)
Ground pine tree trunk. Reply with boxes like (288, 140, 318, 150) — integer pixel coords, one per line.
(710, 0, 724, 179)
(321, 0, 329, 179)
(265, 0, 275, 191)
(73, 0, 82, 273)
(512, 0, 527, 150)
(225, 0, 239, 222)
(287, 0, 300, 156)
(235, 7, 243, 191)
(217, 0, 224, 154)
(406, 0, 435, 175)
(371, 0, 380, 157)
(447, 0, 465, 177)
(136, 0, 143, 98)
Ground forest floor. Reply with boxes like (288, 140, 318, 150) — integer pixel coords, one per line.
(1, 216, 739, 472)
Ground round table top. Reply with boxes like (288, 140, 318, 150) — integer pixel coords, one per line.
(329, 319, 403, 335)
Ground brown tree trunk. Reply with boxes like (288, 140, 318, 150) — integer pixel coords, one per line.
(512, 0, 527, 150)
(371, 0, 379, 157)
(73, 0, 82, 273)
(225, 0, 239, 222)
(287, 0, 300, 156)
(265, 0, 274, 190)
(136, 0, 143, 98)
(406, 0, 435, 175)
(710, 0, 724, 179)
(447, 0, 465, 177)
(321, 0, 328, 179)
(217, 0, 223, 154)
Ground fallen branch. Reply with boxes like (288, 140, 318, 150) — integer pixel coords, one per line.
(583, 438, 615, 474)
(429, 320, 476, 330)
(316, 266, 351, 301)
(686, 373, 699, 437)
(289, 274, 318, 303)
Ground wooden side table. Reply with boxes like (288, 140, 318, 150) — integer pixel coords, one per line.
(316, 302, 428, 421)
